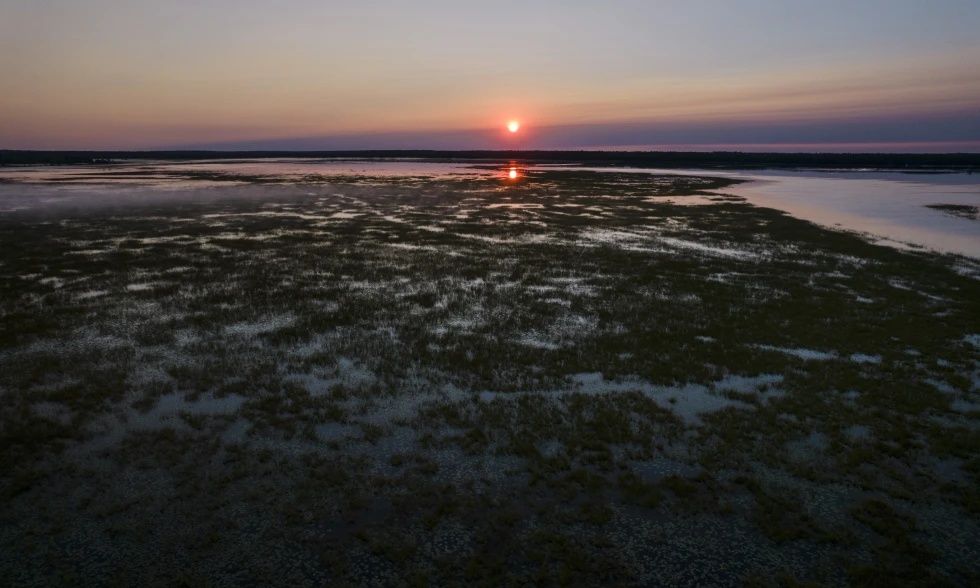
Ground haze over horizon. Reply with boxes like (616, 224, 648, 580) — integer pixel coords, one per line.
(2, 0, 980, 152)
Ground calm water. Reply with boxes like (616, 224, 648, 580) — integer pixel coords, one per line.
(1, 158, 978, 258)
(0, 158, 488, 185)
(726, 170, 979, 258)
(543, 165, 980, 258)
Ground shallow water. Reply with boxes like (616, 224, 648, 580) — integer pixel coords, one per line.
(2, 158, 978, 257)
(0, 158, 489, 187)
(2, 156, 978, 585)
(548, 165, 980, 258)
(727, 170, 979, 258)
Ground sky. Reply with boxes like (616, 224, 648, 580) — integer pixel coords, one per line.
(2, 0, 979, 152)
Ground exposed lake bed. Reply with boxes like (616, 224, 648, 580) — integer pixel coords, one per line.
(1, 160, 978, 585)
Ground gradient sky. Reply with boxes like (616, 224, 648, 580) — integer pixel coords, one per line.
(2, 0, 980, 151)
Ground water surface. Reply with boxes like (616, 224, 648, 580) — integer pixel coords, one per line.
(2, 158, 977, 257)
(543, 165, 980, 258)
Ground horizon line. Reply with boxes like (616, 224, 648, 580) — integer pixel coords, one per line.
(4, 147, 980, 156)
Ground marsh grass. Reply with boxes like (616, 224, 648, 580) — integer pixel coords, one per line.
(0, 166, 978, 585)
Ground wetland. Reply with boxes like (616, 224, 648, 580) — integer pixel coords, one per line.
(1, 159, 978, 586)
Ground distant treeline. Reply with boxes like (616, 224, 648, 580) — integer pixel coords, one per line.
(2, 149, 979, 171)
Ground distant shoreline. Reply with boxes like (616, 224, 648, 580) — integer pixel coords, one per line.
(2, 149, 980, 172)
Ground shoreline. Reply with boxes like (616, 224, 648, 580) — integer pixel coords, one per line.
(3, 149, 980, 172)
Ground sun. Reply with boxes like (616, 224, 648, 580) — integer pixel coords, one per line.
(507, 120, 520, 133)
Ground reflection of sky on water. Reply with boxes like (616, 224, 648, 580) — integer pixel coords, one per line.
(727, 172, 979, 258)
(0, 158, 492, 186)
(2, 158, 977, 258)
(541, 165, 980, 258)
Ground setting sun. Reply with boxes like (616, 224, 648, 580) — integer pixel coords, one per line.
(508, 167, 518, 179)
(507, 120, 520, 133)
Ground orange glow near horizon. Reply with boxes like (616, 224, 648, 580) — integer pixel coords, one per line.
(2, 3, 980, 150)
(508, 167, 518, 180)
